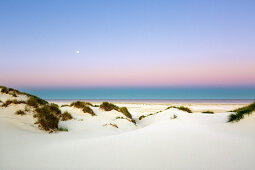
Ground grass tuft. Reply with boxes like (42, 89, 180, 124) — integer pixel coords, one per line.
(2, 100, 13, 107)
(15, 110, 26, 116)
(70, 101, 95, 116)
(139, 115, 146, 120)
(48, 103, 61, 116)
(26, 96, 48, 108)
(70, 101, 93, 108)
(61, 111, 73, 121)
(59, 127, 68, 132)
(166, 106, 192, 113)
(202, 111, 214, 114)
(119, 107, 132, 119)
(228, 102, 255, 122)
(99, 102, 119, 111)
(104, 123, 118, 128)
(82, 106, 96, 116)
(35, 105, 60, 132)
(100, 102, 134, 122)
(1, 99, 26, 107)
(177, 106, 192, 113)
(1, 86, 9, 94)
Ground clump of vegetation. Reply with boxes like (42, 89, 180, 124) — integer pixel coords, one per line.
(100, 102, 119, 111)
(0, 86, 22, 96)
(202, 111, 214, 114)
(100, 102, 135, 122)
(26, 96, 48, 108)
(2, 100, 13, 107)
(12, 99, 26, 104)
(59, 127, 68, 132)
(104, 123, 118, 128)
(116, 116, 125, 119)
(0, 86, 67, 133)
(61, 111, 73, 121)
(61, 104, 69, 107)
(70, 101, 95, 116)
(116, 116, 136, 125)
(118, 107, 132, 119)
(25, 105, 30, 112)
(178, 106, 192, 113)
(1, 86, 9, 94)
(48, 103, 61, 117)
(70, 101, 93, 108)
(82, 106, 96, 116)
(35, 105, 60, 132)
(1, 99, 26, 107)
(15, 110, 26, 116)
(228, 102, 255, 122)
(139, 115, 146, 120)
(139, 110, 163, 120)
(130, 119, 136, 125)
(166, 105, 192, 113)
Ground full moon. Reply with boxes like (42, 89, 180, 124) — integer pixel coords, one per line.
(76, 50, 80, 54)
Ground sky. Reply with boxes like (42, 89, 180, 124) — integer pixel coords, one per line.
(0, 0, 255, 88)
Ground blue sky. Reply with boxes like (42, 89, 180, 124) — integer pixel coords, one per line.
(0, 0, 255, 87)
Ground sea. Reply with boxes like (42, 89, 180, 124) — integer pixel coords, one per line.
(18, 87, 255, 104)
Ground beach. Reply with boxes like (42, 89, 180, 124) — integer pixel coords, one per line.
(1, 0, 255, 169)
(0, 98, 254, 170)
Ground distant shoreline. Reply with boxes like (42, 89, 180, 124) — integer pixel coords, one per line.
(47, 99, 254, 104)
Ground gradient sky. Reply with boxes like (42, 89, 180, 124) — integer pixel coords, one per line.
(0, 0, 255, 88)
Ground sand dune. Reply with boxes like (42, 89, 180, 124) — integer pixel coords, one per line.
(0, 90, 254, 170)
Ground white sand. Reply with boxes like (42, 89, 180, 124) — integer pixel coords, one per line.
(0, 92, 254, 170)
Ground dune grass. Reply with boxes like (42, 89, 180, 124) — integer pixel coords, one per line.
(100, 102, 136, 123)
(138, 115, 146, 120)
(58, 127, 68, 132)
(1, 99, 26, 107)
(0, 86, 65, 132)
(48, 103, 61, 116)
(0, 86, 47, 108)
(61, 111, 73, 121)
(104, 123, 118, 128)
(70, 101, 93, 108)
(118, 107, 132, 119)
(99, 102, 119, 111)
(139, 111, 160, 120)
(26, 96, 48, 108)
(82, 106, 96, 116)
(228, 102, 255, 122)
(70, 101, 96, 116)
(2, 100, 13, 107)
(166, 106, 192, 113)
(139, 106, 192, 121)
(35, 105, 60, 132)
(116, 116, 136, 125)
(15, 110, 26, 116)
(202, 111, 214, 114)
(0, 86, 25, 97)
(0, 86, 10, 94)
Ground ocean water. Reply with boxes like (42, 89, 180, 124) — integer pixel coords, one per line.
(19, 87, 255, 102)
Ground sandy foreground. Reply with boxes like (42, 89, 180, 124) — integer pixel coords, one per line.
(0, 98, 255, 170)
